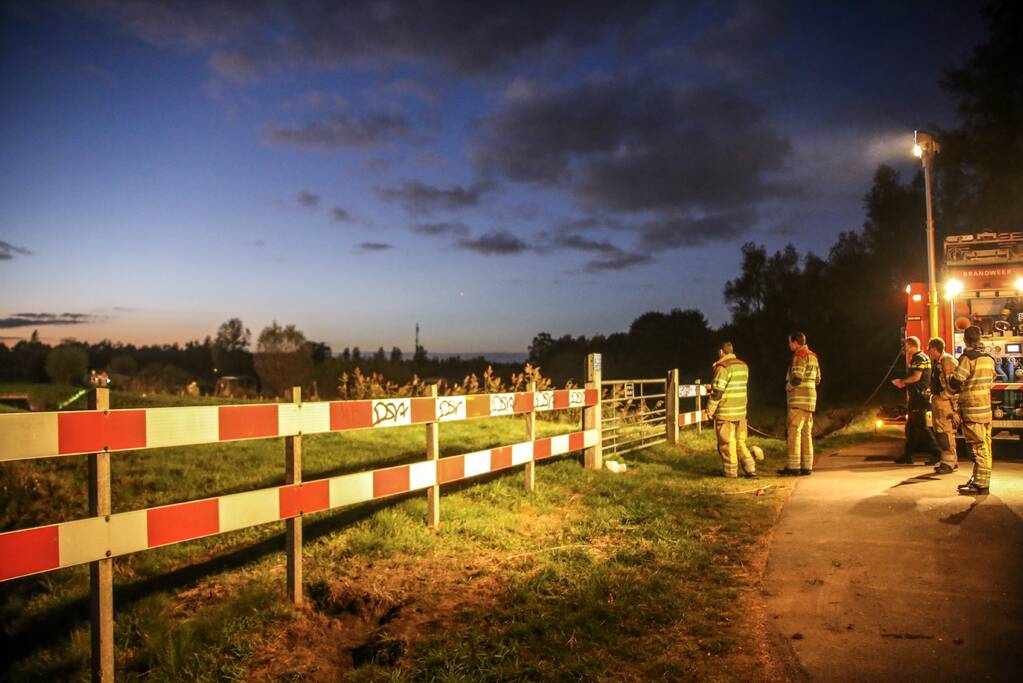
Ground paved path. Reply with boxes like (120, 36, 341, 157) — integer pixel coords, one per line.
(763, 441, 1023, 682)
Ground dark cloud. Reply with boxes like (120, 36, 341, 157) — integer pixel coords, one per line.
(633, 211, 753, 249)
(412, 222, 470, 237)
(0, 240, 32, 260)
(356, 242, 394, 252)
(0, 312, 102, 328)
(296, 191, 320, 208)
(331, 207, 353, 223)
(81, 1, 657, 78)
(688, 0, 790, 81)
(456, 230, 531, 255)
(473, 77, 791, 245)
(268, 112, 412, 149)
(378, 181, 486, 213)
(538, 232, 654, 272)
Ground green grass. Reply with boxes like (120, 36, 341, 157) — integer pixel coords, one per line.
(0, 402, 885, 681)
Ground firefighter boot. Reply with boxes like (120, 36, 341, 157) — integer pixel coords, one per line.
(958, 481, 990, 496)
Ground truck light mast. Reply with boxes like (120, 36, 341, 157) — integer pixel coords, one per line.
(915, 130, 941, 338)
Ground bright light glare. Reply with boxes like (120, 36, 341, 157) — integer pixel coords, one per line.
(1014, 277, 1023, 291)
(912, 293, 922, 302)
(905, 284, 912, 294)
(875, 419, 884, 429)
(945, 278, 964, 298)
(913, 144, 923, 158)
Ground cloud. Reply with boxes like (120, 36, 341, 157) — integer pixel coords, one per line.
(296, 191, 320, 208)
(475, 77, 790, 209)
(0, 240, 32, 260)
(243, 239, 266, 247)
(472, 76, 791, 246)
(688, 0, 790, 81)
(412, 222, 470, 237)
(331, 207, 354, 223)
(0, 312, 102, 328)
(538, 232, 654, 272)
(356, 242, 394, 252)
(456, 230, 531, 255)
(82, 1, 658, 79)
(267, 111, 413, 149)
(378, 181, 486, 213)
(633, 211, 753, 249)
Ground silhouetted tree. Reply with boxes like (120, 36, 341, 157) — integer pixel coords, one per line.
(254, 321, 312, 396)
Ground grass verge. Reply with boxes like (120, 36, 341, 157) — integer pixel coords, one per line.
(1, 408, 888, 681)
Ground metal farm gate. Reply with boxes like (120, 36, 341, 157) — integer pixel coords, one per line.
(600, 373, 706, 459)
(601, 378, 668, 457)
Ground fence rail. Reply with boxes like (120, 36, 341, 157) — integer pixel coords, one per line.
(0, 388, 597, 462)
(0, 353, 715, 681)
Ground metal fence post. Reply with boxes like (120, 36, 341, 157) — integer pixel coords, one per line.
(88, 386, 114, 683)
(695, 379, 703, 434)
(525, 380, 536, 491)
(426, 384, 440, 527)
(666, 369, 679, 444)
(285, 386, 303, 605)
(584, 353, 602, 470)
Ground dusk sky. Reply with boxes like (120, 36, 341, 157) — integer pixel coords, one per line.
(0, 1, 986, 353)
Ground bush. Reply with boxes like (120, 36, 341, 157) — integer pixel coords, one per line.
(45, 346, 88, 385)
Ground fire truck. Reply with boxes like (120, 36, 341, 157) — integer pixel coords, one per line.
(904, 231, 1023, 439)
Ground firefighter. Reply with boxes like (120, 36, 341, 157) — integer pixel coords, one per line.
(926, 337, 960, 474)
(949, 325, 996, 495)
(778, 331, 821, 476)
(705, 341, 757, 479)
(891, 336, 942, 465)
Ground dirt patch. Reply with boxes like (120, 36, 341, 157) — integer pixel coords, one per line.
(249, 556, 503, 680)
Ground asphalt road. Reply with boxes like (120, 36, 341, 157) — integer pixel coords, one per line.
(763, 441, 1023, 682)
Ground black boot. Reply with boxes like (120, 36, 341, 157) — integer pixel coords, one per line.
(799, 468, 812, 476)
(958, 482, 989, 496)
(776, 468, 800, 476)
(893, 454, 914, 464)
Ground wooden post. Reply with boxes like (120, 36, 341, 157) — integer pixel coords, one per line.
(666, 368, 679, 444)
(525, 380, 536, 491)
(285, 386, 302, 605)
(89, 387, 114, 683)
(695, 379, 703, 434)
(583, 353, 602, 470)
(426, 384, 440, 527)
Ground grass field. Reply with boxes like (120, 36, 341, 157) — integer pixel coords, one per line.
(0, 392, 892, 681)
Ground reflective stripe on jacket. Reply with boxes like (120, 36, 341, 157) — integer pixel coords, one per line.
(786, 346, 821, 412)
(707, 354, 748, 421)
(932, 352, 959, 409)
(950, 345, 994, 423)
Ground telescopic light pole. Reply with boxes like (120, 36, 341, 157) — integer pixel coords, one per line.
(914, 130, 941, 338)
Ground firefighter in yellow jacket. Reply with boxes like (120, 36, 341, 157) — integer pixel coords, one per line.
(926, 337, 960, 474)
(706, 341, 757, 478)
(779, 331, 821, 476)
(948, 325, 995, 495)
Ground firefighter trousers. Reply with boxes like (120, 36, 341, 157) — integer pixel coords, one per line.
(714, 418, 756, 478)
(904, 408, 942, 461)
(786, 407, 813, 471)
(962, 421, 992, 488)
(930, 397, 958, 468)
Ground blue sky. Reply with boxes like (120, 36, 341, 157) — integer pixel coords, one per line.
(0, 1, 985, 352)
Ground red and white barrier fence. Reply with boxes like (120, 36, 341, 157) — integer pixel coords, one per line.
(0, 429, 597, 582)
(0, 389, 598, 462)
